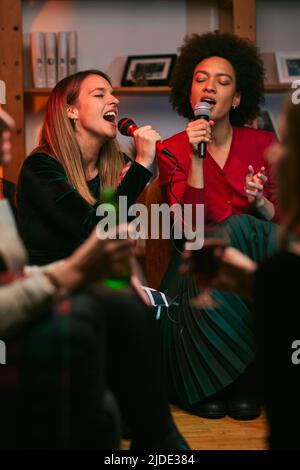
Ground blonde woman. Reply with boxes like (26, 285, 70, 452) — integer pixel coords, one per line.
(17, 69, 159, 265)
(1, 97, 189, 450)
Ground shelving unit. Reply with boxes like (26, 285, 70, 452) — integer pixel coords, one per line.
(264, 84, 291, 93)
(0, 0, 293, 183)
(24, 86, 171, 96)
(24, 83, 291, 97)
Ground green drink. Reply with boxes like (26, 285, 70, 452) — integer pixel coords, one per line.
(101, 187, 131, 289)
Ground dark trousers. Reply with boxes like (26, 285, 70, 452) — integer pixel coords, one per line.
(0, 286, 171, 449)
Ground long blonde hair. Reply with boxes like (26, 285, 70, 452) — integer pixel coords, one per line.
(277, 102, 300, 248)
(34, 70, 124, 205)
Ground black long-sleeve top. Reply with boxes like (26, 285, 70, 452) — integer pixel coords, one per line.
(254, 251, 300, 449)
(17, 152, 151, 265)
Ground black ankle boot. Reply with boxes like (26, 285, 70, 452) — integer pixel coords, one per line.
(227, 397, 261, 420)
(189, 396, 226, 419)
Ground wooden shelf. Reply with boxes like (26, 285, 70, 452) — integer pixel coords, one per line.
(24, 83, 291, 97)
(264, 83, 291, 92)
(24, 86, 171, 96)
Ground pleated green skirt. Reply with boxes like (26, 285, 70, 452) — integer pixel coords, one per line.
(159, 214, 279, 407)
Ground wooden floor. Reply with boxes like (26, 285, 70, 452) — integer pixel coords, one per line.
(121, 405, 269, 450)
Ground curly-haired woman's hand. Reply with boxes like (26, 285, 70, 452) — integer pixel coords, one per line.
(186, 118, 214, 157)
(244, 165, 267, 207)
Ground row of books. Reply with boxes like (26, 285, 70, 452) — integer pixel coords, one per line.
(30, 31, 77, 88)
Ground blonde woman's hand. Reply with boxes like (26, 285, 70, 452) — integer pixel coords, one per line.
(48, 225, 134, 293)
(133, 125, 162, 169)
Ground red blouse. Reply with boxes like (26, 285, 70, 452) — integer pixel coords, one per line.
(157, 126, 280, 224)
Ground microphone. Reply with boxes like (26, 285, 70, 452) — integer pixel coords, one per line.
(193, 101, 212, 158)
(118, 117, 175, 158)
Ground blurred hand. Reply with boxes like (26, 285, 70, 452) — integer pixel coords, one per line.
(264, 141, 286, 167)
(0, 129, 12, 165)
(49, 225, 134, 292)
(133, 125, 162, 168)
(181, 246, 257, 299)
(0, 108, 15, 165)
(186, 118, 214, 157)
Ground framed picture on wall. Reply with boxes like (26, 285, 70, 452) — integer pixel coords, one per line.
(275, 51, 300, 83)
(121, 54, 177, 86)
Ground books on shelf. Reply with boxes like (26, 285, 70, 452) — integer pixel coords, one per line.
(68, 31, 78, 75)
(30, 32, 47, 88)
(30, 31, 78, 88)
(0, 80, 5, 104)
(45, 32, 57, 87)
(57, 32, 68, 82)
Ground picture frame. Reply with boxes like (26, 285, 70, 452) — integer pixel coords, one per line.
(121, 54, 177, 86)
(275, 51, 300, 83)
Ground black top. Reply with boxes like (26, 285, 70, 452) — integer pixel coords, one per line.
(254, 251, 300, 449)
(17, 152, 152, 265)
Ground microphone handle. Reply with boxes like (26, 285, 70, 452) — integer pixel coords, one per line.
(195, 113, 209, 159)
(156, 142, 174, 158)
(122, 121, 175, 158)
(198, 141, 207, 159)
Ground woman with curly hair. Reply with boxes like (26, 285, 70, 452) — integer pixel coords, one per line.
(157, 32, 280, 420)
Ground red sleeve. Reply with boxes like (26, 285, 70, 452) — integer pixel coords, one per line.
(157, 132, 205, 215)
(157, 132, 204, 205)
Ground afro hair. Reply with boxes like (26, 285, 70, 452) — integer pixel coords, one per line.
(170, 31, 265, 126)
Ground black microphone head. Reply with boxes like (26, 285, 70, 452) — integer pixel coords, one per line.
(194, 101, 212, 120)
(118, 117, 135, 136)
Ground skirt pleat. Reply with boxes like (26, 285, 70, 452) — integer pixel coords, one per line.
(159, 214, 279, 407)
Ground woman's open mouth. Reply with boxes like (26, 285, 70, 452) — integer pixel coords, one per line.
(103, 111, 117, 124)
(201, 97, 216, 108)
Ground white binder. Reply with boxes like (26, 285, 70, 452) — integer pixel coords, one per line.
(30, 32, 47, 88)
(68, 31, 78, 75)
(45, 32, 57, 87)
(57, 32, 68, 81)
(0, 80, 5, 104)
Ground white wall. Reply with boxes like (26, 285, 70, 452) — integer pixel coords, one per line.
(23, 1, 297, 154)
(257, 0, 300, 52)
(257, 0, 300, 130)
(23, 0, 218, 155)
